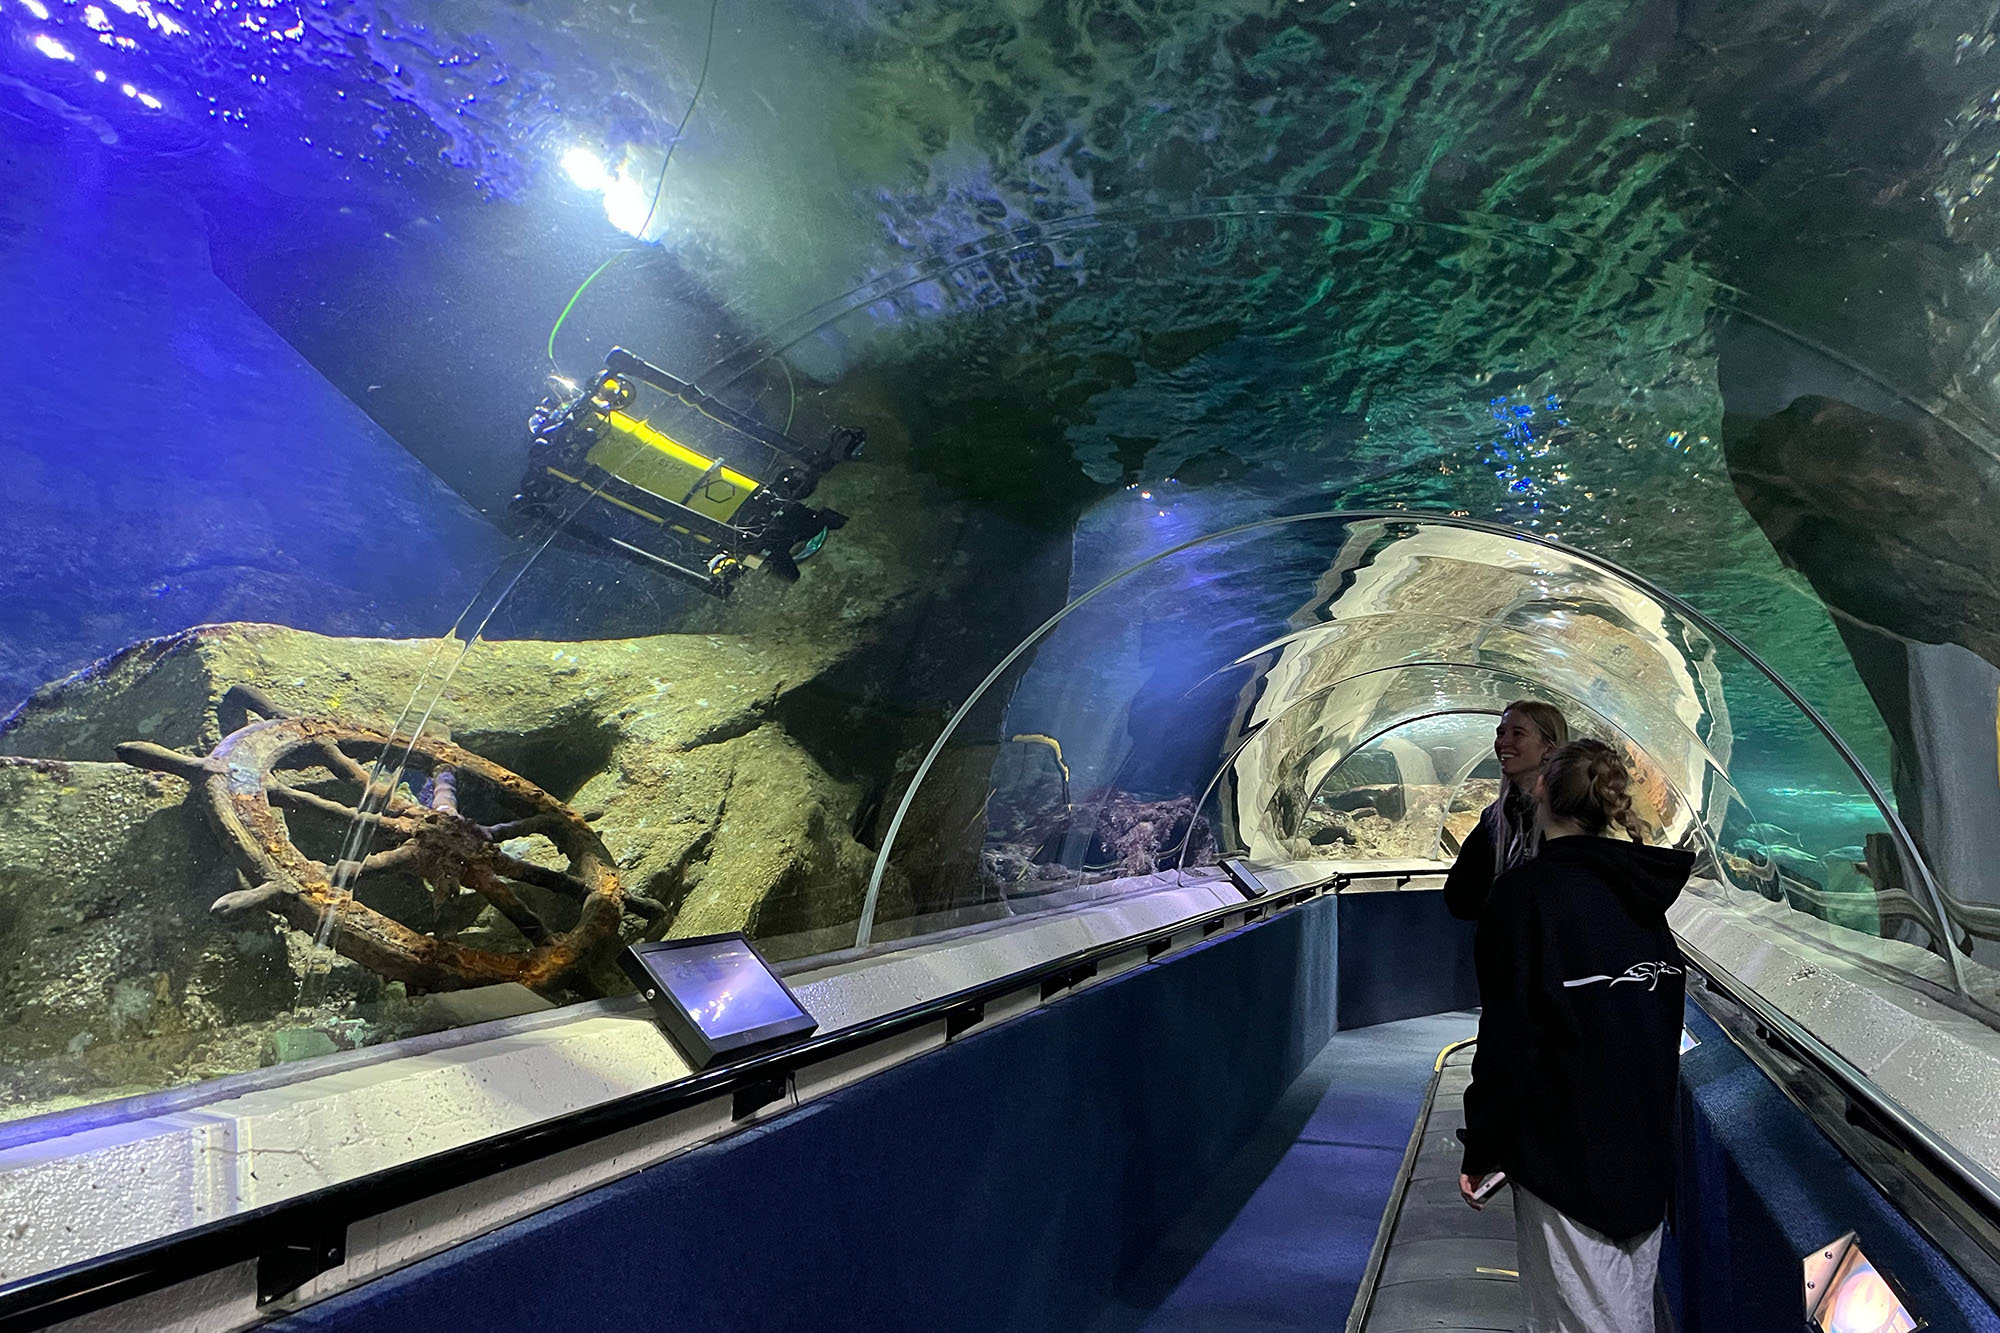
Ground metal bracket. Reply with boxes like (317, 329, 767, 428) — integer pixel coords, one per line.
(731, 1073, 791, 1121)
(256, 1223, 346, 1306)
(1040, 960, 1098, 1001)
(944, 1001, 985, 1040)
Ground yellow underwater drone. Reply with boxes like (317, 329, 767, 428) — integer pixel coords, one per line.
(511, 347, 864, 597)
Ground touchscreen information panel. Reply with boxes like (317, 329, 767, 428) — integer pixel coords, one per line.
(620, 934, 819, 1069)
(659, 937, 809, 1040)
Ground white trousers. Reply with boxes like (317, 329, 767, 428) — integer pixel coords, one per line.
(1513, 1184, 1675, 1333)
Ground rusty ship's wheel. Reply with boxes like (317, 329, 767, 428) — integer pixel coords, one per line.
(118, 685, 663, 997)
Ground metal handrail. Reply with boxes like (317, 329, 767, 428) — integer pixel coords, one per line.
(0, 875, 1335, 1332)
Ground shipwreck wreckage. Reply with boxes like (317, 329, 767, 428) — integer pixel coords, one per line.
(118, 685, 667, 998)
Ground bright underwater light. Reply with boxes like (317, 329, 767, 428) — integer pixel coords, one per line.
(600, 172, 653, 238)
(31, 32, 74, 61)
(560, 146, 612, 192)
(560, 145, 657, 239)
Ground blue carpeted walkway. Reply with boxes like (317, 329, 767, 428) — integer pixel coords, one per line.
(1091, 1011, 1479, 1333)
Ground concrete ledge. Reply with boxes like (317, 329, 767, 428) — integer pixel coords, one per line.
(1229, 857, 1445, 895)
(263, 898, 1345, 1333)
(789, 876, 1244, 1026)
(1670, 888, 2000, 1185)
(0, 875, 1245, 1293)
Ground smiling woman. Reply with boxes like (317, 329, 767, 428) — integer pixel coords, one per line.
(1442, 699, 1572, 920)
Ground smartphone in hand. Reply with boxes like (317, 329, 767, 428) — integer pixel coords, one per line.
(1470, 1170, 1508, 1203)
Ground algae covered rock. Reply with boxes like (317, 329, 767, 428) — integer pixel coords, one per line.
(664, 724, 877, 939)
(0, 757, 296, 1114)
(1725, 396, 2000, 664)
(0, 622, 832, 768)
(1725, 394, 2000, 925)
(0, 621, 895, 1117)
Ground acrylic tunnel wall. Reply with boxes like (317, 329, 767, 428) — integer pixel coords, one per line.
(864, 511, 1994, 1023)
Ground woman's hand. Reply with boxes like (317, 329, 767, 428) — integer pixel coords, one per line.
(1460, 1172, 1494, 1209)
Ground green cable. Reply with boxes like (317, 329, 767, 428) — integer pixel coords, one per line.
(545, 0, 722, 372)
(545, 252, 624, 366)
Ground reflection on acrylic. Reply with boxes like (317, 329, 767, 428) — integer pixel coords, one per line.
(1818, 1254, 1920, 1333)
(656, 941, 809, 1041)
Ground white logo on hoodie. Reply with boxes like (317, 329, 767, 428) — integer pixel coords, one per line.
(1562, 961, 1683, 991)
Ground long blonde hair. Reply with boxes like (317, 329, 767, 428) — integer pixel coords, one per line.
(1484, 700, 1570, 876)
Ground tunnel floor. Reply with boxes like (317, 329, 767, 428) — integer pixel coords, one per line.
(1087, 1010, 1479, 1332)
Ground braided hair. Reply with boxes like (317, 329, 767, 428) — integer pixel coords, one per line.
(1539, 739, 1649, 844)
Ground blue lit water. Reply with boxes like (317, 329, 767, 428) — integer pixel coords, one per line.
(5, 0, 1986, 853)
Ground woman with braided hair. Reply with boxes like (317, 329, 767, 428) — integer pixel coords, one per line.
(1456, 739, 1695, 1333)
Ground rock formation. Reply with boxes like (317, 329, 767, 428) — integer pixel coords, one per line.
(1724, 394, 2000, 929)
(1723, 396, 2000, 663)
(0, 622, 901, 1120)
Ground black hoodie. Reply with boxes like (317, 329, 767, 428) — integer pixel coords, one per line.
(1457, 835, 1695, 1240)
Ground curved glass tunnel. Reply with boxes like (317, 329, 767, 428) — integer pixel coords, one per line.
(870, 514, 1979, 1010)
(7, 0, 2000, 1319)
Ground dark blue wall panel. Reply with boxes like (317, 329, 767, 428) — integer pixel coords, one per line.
(275, 897, 1340, 1333)
(1672, 1001, 2000, 1332)
(267, 894, 2000, 1333)
(1336, 890, 1479, 1030)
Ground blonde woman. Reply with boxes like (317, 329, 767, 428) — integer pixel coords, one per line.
(1443, 700, 1570, 919)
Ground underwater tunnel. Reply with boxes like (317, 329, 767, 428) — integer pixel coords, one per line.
(6, 1, 2000, 1330)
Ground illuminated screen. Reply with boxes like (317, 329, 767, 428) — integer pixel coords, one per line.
(652, 939, 810, 1040)
(1815, 1249, 1919, 1333)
